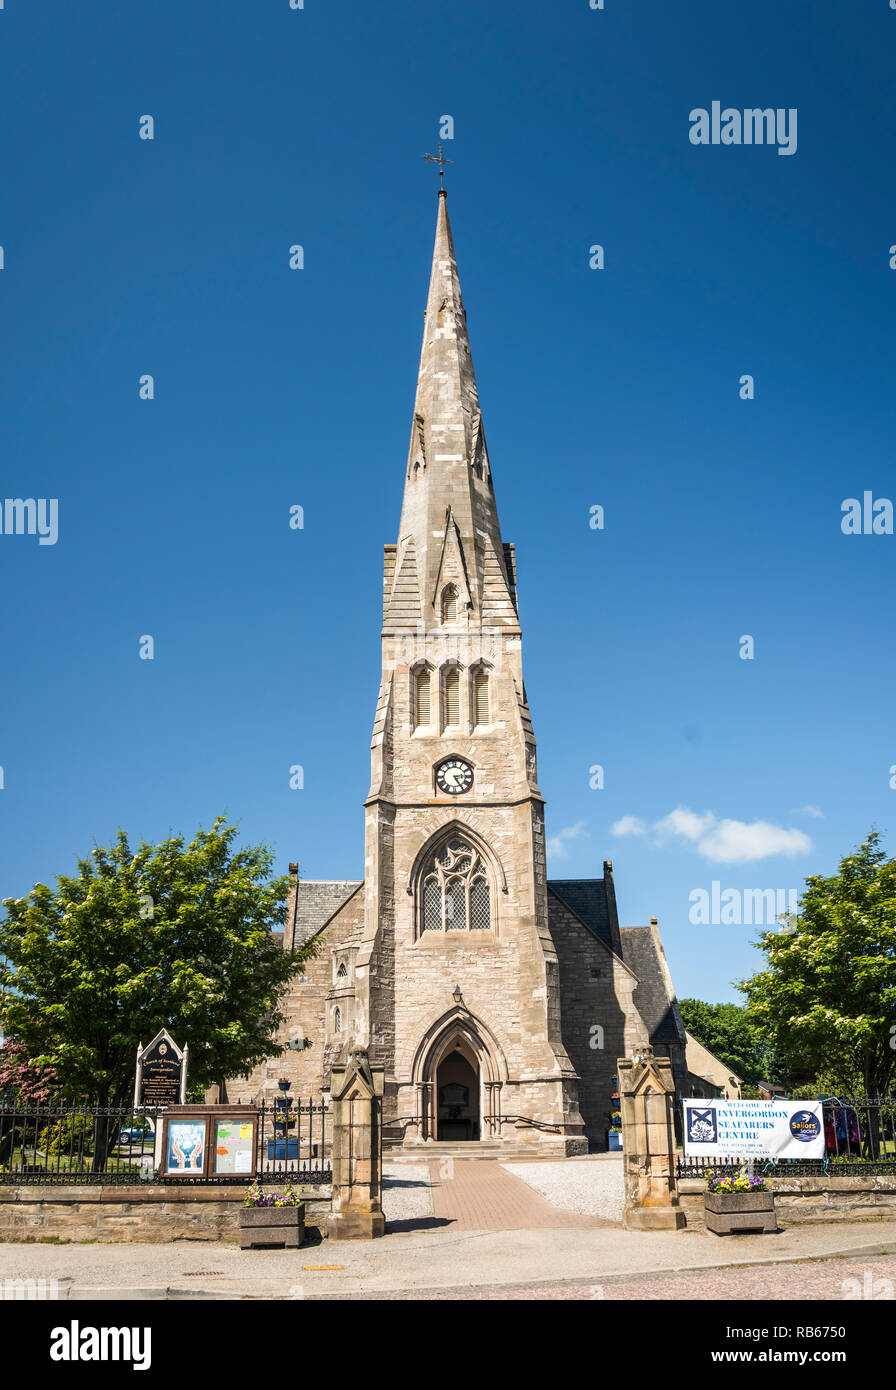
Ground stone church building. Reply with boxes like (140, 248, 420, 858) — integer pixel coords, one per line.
(235, 190, 687, 1152)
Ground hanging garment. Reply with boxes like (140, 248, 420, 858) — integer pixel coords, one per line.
(824, 1110, 838, 1154)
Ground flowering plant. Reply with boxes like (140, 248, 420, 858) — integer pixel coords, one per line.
(705, 1170, 768, 1194)
(244, 1180, 302, 1208)
(0, 1039, 62, 1103)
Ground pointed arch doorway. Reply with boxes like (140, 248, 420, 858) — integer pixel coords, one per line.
(411, 1009, 507, 1143)
(436, 1038, 480, 1142)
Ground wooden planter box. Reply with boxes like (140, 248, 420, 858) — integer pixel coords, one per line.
(704, 1190, 777, 1235)
(239, 1203, 305, 1249)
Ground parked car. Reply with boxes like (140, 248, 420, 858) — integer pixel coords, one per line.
(117, 1127, 151, 1146)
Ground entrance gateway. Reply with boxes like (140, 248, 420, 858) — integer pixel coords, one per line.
(234, 186, 690, 1156)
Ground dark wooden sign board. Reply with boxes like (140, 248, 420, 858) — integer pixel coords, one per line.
(134, 1029, 187, 1109)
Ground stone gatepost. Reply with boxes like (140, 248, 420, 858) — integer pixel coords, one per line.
(329, 1048, 386, 1240)
(618, 1047, 685, 1231)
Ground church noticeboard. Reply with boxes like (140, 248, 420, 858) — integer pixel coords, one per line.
(134, 1029, 187, 1108)
(159, 1107, 258, 1180)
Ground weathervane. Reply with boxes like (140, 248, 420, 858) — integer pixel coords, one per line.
(422, 143, 453, 191)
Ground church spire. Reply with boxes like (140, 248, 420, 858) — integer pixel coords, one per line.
(386, 192, 518, 634)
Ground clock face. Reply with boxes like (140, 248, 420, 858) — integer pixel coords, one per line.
(435, 758, 474, 795)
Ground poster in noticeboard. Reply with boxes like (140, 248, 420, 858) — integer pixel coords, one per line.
(213, 1117, 256, 1175)
(163, 1118, 208, 1175)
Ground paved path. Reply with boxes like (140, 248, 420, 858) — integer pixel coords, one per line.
(503, 1156, 623, 1220)
(3, 1221, 894, 1299)
(427, 1159, 613, 1231)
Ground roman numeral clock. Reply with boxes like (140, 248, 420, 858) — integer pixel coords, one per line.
(435, 758, 474, 795)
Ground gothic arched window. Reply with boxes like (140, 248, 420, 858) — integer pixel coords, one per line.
(470, 875, 490, 930)
(333, 1007, 342, 1034)
(419, 837, 492, 935)
(441, 584, 459, 624)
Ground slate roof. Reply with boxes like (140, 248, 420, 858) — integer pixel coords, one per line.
(620, 926, 687, 1047)
(548, 879, 613, 951)
(292, 880, 362, 948)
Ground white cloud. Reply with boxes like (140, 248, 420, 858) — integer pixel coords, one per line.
(610, 815, 648, 838)
(547, 821, 589, 861)
(653, 807, 716, 844)
(697, 819, 812, 864)
(608, 805, 813, 864)
(791, 805, 824, 820)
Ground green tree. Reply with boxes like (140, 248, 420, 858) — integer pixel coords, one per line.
(739, 831, 896, 1096)
(677, 998, 778, 1084)
(0, 818, 313, 1109)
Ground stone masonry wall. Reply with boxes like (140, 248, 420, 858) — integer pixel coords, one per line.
(358, 621, 585, 1142)
(375, 797, 580, 1138)
(0, 1186, 332, 1244)
(234, 890, 365, 1103)
(679, 1176, 896, 1229)
(550, 893, 647, 1148)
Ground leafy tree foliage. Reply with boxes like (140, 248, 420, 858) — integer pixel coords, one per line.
(0, 818, 312, 1105)
(678, 998, 778, 1084)
(739, 832, 896, 1096)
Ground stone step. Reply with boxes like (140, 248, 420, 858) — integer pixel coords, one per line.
(384, 1140, 567, 1163)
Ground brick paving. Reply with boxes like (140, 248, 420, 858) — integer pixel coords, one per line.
(427, 1158, 613, 1230)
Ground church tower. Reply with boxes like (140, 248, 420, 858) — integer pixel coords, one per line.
(351, 190, 587, 1150)
(233, 188, 687, 1152)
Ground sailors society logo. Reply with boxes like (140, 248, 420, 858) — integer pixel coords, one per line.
(790, 1110, 822, 1143)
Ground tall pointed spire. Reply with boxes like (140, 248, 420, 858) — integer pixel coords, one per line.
(386, 192, 518, 634)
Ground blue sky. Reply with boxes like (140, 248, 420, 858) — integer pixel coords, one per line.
(1, 1, 894, 1004)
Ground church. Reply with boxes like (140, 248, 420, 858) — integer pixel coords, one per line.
(237, 188, 687, 1153)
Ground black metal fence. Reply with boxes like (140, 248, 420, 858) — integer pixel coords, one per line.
(254, 1097, 331, 1187)
(676, 1095, 896, 1178)
(0, 1098, 331, 1186)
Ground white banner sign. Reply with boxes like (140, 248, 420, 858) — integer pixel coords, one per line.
(682, 1098, 824, 1160)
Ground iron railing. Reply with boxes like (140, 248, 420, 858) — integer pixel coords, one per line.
(0, 1098, 331, 1186)
(676, 1094, 896, 1178)
(253, 1097, 331, 1187)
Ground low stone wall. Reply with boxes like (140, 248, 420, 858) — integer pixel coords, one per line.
(680, 1175, 896, 1230)
(0, 1186, 332, 1244)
